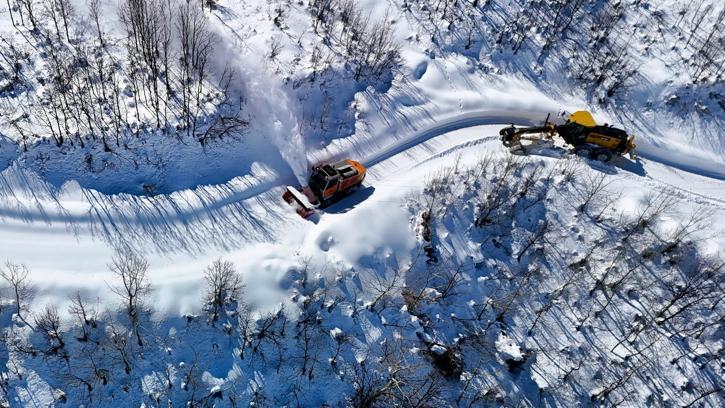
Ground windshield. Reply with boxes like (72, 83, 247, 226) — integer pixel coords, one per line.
(310, 173, 327, 191)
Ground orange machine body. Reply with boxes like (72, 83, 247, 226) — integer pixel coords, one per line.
(312, 159, 366, 204)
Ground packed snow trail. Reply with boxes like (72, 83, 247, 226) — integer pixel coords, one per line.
(0, 109, 722, 229)
(360, 110, 545, 168)
(0, 119, 723, 316)
(0, 109, 550, 229)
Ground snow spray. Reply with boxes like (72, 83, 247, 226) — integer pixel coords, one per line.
(241, 69, 309, 186)
(209, 21, 309, 186)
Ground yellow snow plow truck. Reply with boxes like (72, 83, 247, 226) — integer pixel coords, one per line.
(499, 111, 636, 162)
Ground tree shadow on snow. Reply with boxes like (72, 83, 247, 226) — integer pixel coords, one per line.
(0, 166, 294, 255)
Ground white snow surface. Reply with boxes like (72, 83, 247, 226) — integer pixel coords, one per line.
(0, 1, 725, 322)
(0, 0, 723, 405)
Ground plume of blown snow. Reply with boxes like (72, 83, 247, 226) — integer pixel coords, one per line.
(249, 76, 309, 186)
(208, 18, 309, 186)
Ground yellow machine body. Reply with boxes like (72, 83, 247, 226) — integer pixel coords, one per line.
(585, 133, 623, 150)
(500, 110, 636, 159)
(568, 110, 597, 127)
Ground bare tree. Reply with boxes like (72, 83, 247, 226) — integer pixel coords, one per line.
(34, 305, 66, 356)
(310, 0, 335, 31)
(268, 36, 284, 61)
(41, 0, 73, 41)
(203, 259, 243, 325)
(88, 0, 105, 48)
(107, 322, 133, 374)
(68, 292, 97, 342)
(654, 257, 723, 328)
(348, 342, 442, 407)
(120, 0, 167, 127)
(475, 156, 522, 226)
(17, 0, 39, 30)
(108, 250, 151, 347)
(366, 267, 403, 314)
(571, 172, 614, 215)
(0, 261, 33, 319)
(245, 307, 288, 372)
(176, 0, 214, 137)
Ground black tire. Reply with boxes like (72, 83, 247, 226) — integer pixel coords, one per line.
(593, 148, 613, 162)
(573, 144, 593, 158)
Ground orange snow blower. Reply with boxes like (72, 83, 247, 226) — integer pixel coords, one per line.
(283, 159, 366, 218)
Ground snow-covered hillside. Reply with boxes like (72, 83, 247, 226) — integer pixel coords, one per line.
(0, 0, 723, 406)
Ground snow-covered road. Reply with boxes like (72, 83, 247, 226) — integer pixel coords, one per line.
(0, 112, 723, 316)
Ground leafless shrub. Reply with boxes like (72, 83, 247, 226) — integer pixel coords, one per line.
(512, 161, 545, 200)
(66, 337, 109, 399)
(108, 250, 151, 347)
(107, 322, 132, 374)
(348, 342, 442, 407)
(571, 172, 617, 216)
(475, 156, 522, 226)
(0, 261, 33, 319)
(196, 68, 249, 146)
(242, 307, 288, 371)
(572, 34, 637, 101)
(34, 305, 66, 356)
(433, 264, 466, 301)
(295, 288, 331, 380)
(590, 358, 650, 403)
(67, 292, 97, 342)
(620, 191, 675, 241)
(203, 259, 243, 326)
(658, 206, 713, 255)
(553, 158, 582, 185)
(654, 256, 723, 329)
(516, 220, 550, 263)
(419, 166, 454, 214)
(366, 267, 403, 314)
(268, 36, 284, 61)
(404, 262, 466, 313)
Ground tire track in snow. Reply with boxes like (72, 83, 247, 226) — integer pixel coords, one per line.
(641, 169, 725, 207)
(360, 110, 542, 168)
(0, 110, 722, 231)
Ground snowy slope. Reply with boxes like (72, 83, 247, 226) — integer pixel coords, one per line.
(2, 123, 723, 406)
(0, 0, 723, 406)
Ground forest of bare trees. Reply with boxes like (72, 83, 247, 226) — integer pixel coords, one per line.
(402, 0, 723, 107)
(2, 0, 721, 156)
(0, 154, 721, 406)
(0, 0, 246, 153)
(309, 0, 401, 83)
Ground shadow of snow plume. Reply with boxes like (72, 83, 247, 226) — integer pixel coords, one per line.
(0, 165, 294, 255)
